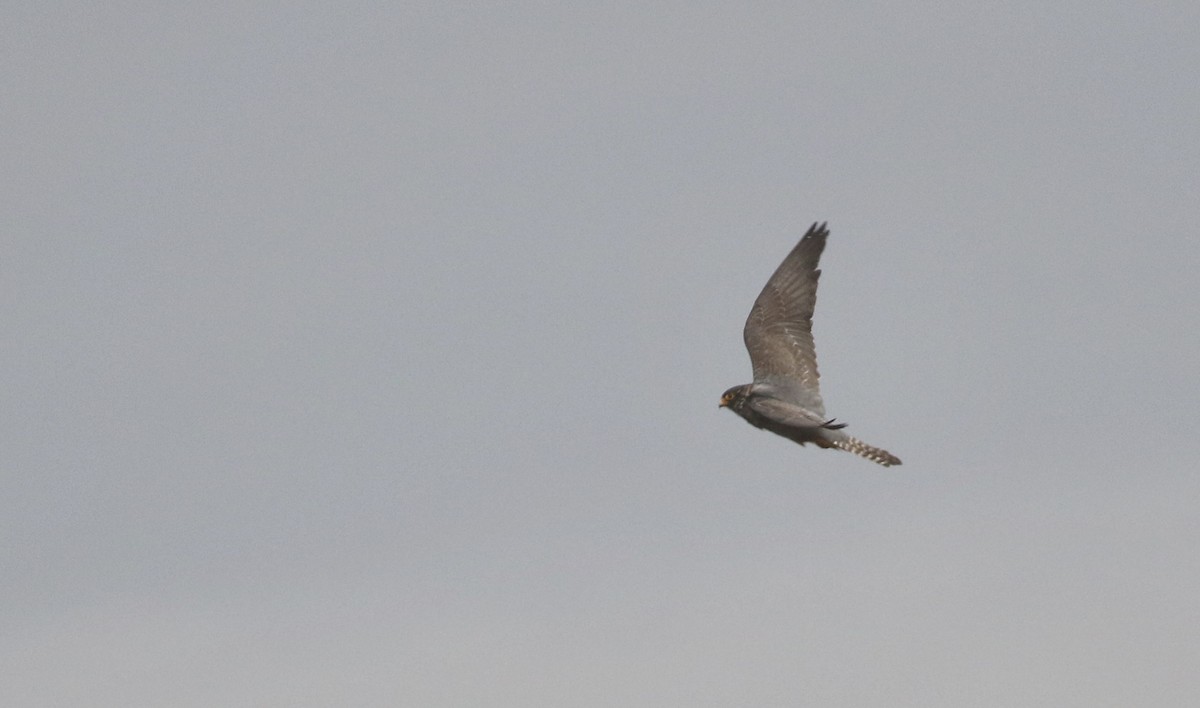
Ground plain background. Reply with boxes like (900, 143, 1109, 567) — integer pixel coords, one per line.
(4, 3, 1199, 706)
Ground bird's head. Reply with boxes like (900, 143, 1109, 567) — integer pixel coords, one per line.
(719, 384, 751, 410)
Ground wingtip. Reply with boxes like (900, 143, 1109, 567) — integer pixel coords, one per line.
(803, 221, 830, 241)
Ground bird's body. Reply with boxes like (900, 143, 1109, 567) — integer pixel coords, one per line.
(720, 222, 901, 467)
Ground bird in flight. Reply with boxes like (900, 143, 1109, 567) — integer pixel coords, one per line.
(719, 222, 901, 467)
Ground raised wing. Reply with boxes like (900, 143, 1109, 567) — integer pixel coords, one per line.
(742, 222, 828, 415)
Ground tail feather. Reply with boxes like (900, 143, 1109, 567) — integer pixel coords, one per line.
(833, 435, 902, 467)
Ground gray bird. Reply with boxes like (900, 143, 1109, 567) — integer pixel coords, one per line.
(720, 222, 901, 467)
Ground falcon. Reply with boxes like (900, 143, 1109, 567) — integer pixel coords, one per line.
(720, 222, 901, 467)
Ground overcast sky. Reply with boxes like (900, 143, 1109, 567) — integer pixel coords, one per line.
(4, 3, 1199, 706)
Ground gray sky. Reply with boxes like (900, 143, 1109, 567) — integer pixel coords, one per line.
(4, 3, 1199, 706)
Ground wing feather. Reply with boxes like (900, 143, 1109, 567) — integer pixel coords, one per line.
(742, 222, 828, 415)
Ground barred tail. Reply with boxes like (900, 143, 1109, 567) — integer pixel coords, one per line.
(833, 435, 902, 467)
